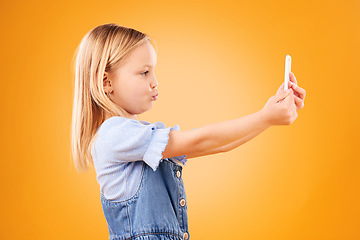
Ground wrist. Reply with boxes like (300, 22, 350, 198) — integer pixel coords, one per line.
(257, 109, 272, 128)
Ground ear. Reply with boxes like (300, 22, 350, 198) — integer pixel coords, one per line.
(103, 72, 112, 92)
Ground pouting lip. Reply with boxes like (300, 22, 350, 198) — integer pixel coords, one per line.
(152, 92, 159, 98)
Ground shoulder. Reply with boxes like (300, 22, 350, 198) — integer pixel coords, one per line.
(91, 116, 186, 170)
(94, 116, 177, 146)
(97, 116, 148, 136)
(98, 116, 140, 132)
(97, 116, 176, 134)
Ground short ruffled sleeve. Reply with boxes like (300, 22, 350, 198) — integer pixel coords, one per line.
(95, 117, 187, 171)
(144, 123, 187, 168)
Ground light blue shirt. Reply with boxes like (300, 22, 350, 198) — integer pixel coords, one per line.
(92, 116, 187, 202)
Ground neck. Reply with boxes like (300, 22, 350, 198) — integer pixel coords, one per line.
(103, 110, 142, 123)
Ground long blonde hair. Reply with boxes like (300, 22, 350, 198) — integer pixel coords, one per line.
(71, 23, 157, 173)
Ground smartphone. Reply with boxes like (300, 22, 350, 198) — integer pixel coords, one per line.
(284, 54, 292, 91)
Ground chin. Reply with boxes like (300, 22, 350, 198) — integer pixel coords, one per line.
(137, 106, 153, 115)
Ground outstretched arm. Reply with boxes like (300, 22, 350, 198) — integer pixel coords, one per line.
(162, 110, 271, 159)
(166, 72, 305, 160)
(185, 126, 268, 159)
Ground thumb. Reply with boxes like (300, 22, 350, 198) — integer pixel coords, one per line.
(275, 88, 292, 102)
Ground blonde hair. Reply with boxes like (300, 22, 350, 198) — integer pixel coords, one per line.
(71, 23, 157, 173)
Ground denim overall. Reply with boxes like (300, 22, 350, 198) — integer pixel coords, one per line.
(100, 158, 190, 240)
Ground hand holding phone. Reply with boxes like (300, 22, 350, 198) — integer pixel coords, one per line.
(284, 55, 292, 91)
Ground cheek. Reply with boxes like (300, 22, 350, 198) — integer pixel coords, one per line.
(117, 79, 149, 100)
(124, 87, 147, 104)
(135, 84, 150, 96)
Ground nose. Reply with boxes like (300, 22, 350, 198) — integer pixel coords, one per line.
(150, 76, 158, 89)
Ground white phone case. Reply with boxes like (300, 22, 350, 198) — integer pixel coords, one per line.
(284, 55, 292, 90)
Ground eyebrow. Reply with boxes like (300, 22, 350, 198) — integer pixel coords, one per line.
(140, 64, 155, 68)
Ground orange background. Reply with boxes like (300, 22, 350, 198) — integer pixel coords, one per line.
(1, 0, 359, 239)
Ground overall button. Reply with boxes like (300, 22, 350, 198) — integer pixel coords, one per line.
(180, 198, 186, 207)
(176, 170, 181, 178)
(183, 232, 189, 240)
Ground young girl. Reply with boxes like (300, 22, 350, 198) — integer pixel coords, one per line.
(71, 23, 306, 240)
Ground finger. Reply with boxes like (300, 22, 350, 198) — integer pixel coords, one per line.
(277, 83, 285, 95)
(283, 89, 294, 106)
(294, 94, 304, 111)
(288, 81, 303, 97)
(292, 85, 306, 101)
(278, 81, 294, 95)
(287, 93, 297, 112)
(289, 72, 297, 85)
(275, 89, 292, 103)
(289, 82, 298, 94)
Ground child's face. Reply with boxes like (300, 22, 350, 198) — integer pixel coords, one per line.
(105, 41, 158, 117)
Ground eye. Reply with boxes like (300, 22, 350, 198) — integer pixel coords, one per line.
(141, 71, 149, 76)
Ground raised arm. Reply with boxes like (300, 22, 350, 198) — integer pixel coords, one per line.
(184, 127, 267, 159)
(163, 72, 305, 160)
(162, 109, 271, 159)
(162, 84, 299, 160)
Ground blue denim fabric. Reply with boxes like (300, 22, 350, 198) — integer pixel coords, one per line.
(100, 158, 190, 240)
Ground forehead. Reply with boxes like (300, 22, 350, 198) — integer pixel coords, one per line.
(124, 41, 157, 69)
